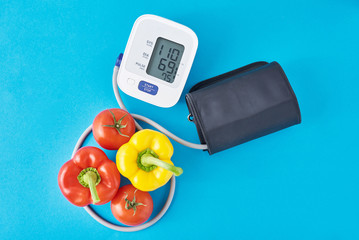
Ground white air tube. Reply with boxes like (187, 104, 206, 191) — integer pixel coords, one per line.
(112, 66, 207, 150)
(74, 56, 206, 231)
(72, 124, 176, 232)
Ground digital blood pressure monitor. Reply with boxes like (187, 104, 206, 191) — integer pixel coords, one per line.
(117, 14, 198, 108)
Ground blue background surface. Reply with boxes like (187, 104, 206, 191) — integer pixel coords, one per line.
(1, 0, 359, 239)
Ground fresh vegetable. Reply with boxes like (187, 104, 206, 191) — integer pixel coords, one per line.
(93, 108, 135, 150)
(116, 129, 183, 191)
(58, 146, 121, 207)
(111, 184, 153, 226)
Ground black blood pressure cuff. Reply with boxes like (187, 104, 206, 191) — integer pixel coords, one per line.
(185, 61, 301, 154)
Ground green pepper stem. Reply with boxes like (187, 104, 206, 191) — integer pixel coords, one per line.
(82, 171, 100, 203)
(141, 154, 183, 176)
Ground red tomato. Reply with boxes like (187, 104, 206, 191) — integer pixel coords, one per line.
(111, 185, 153, 226)
(93, 108, 135, 150)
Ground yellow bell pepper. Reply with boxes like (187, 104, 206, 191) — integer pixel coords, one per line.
(116, 129, 183, 191)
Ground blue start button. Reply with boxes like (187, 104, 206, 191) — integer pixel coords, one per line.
(138, 80, 158, 95)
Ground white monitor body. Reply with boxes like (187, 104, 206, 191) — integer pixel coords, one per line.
(117, 14, 198, 108)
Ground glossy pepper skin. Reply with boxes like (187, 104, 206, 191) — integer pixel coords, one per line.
(116, 129, 183, 192)
(58, 146, 121, 207)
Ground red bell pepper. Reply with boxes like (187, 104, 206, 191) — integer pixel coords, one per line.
(58, 146, 121, 207)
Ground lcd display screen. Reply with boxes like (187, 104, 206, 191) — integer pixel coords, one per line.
(146, 37, 184, 83)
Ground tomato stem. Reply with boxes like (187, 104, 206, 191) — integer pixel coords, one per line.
(102, 110, 129, 137)
(124, 189, 145, 216)
(77, 167, 101, 203)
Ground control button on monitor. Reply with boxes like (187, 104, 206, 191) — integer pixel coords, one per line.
(138, 80, 158, 95)
(127, 78, 135, 85)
